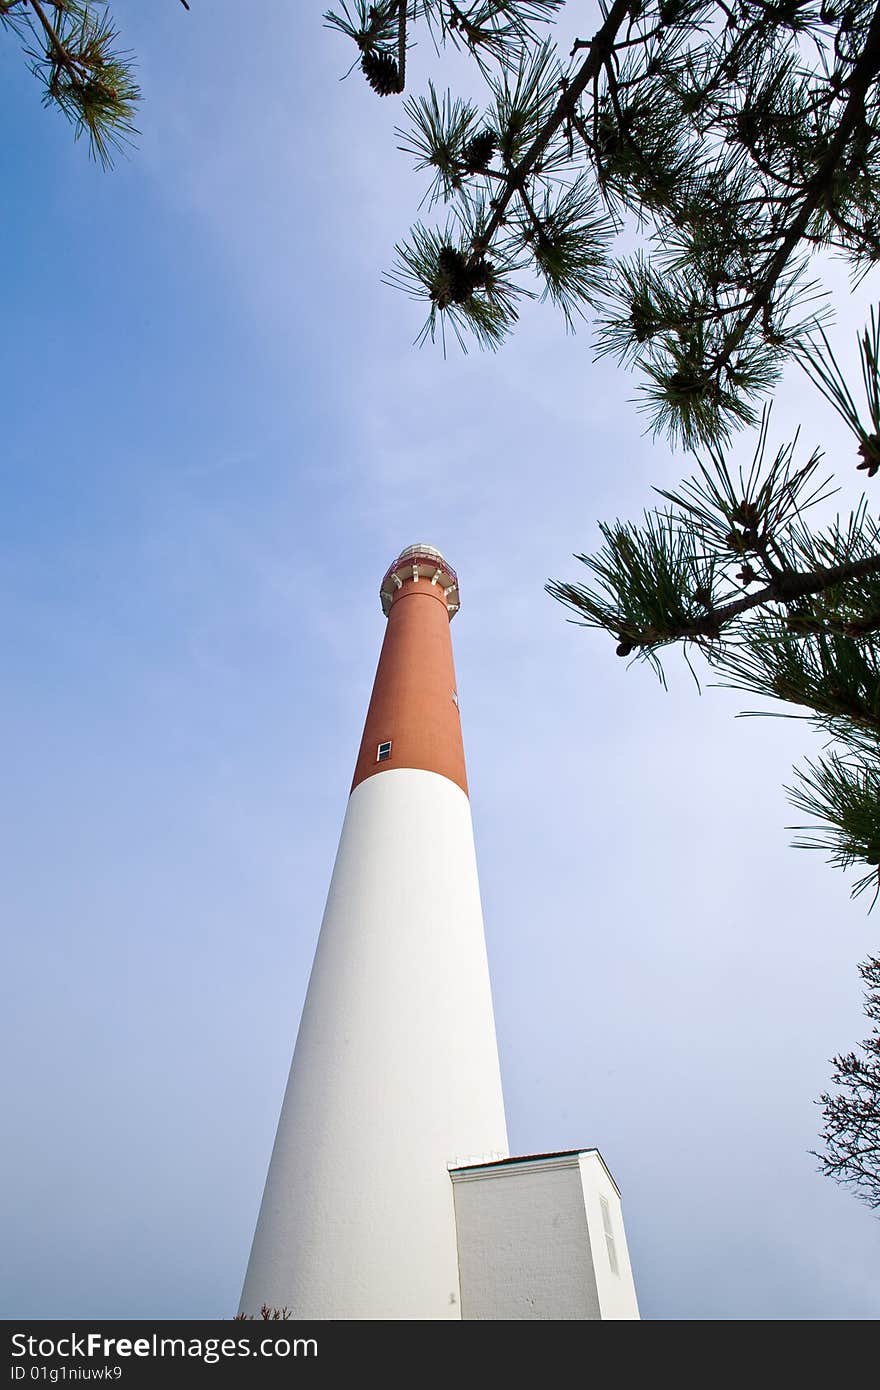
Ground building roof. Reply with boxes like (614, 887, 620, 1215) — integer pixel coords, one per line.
(449, 1148, 621, 1196)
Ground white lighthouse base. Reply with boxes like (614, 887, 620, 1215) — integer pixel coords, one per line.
(240, 769, 508, 1320)
(451, 1150, 640, 1320)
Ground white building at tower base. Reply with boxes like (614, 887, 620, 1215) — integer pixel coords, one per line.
(451, 1149, 639, 1320)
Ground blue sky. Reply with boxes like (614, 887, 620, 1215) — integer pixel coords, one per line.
(2, 4, 879, 1319)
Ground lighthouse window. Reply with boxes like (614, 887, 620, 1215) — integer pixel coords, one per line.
(377, 741, 392, 762)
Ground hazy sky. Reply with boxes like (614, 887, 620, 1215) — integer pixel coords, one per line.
(2, 4, 878, 1320)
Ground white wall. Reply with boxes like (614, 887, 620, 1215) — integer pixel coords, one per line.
(578, 1150, 640, 1320)
(451, 1151, 640, 1320)
(240, 768, 508, 1319)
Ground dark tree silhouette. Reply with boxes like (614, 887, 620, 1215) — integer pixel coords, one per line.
(815, 954, 880, 1209)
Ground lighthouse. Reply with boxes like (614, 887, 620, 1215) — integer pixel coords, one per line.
(240, 544, 640, 1321)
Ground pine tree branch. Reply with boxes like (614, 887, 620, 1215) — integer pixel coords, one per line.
(703, 0, 880, 373)
(556, 549, 880, 652)
(27, 0, 80, 73)
(470, 0, 637, 257)
(342, 0, 880, 452)
(683, 549, 880, 640)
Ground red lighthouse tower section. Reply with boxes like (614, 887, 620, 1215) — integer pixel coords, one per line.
(352, 544, 467, 796)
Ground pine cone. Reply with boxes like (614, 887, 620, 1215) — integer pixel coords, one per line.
(597, 116, 622, 162)
(668, 370, 705, 399)
(461, 130, 496, 175)
(732, 500, 760, 527)
(857, 435, 880, 478)
(434, 246, 494, 308)
(735, 108, 759, 148)
(361, 49, 400, 96)
(630, 305, 655, 343)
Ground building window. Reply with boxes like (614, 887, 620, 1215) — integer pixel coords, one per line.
(600, 1195, 620, 1276)
(377, 741, 392, 762)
